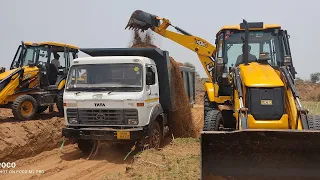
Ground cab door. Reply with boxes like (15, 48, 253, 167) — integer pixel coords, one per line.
(145, 65, 159, 107)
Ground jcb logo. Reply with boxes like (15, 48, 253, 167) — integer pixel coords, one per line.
(94, 103, 105, 107)
(196, 40, 207, 47)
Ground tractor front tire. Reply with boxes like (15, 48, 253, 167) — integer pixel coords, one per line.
(12, 95, 38, 120)
(203, 109, 223, 131)
(57, 90, 64, 114)
(307, 114, 320, 130)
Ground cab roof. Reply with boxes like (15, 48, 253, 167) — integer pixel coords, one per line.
(217, 22, 281, 35)
(24, 41, 79, 49)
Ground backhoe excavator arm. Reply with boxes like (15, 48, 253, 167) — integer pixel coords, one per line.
(125, 10, 216, 82)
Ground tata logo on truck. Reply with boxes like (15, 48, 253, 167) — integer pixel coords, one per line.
(94, 103, 106, 107)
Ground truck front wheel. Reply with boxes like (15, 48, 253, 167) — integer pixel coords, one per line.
(148, 121, 162, 149)
(77, 139, 94, 154)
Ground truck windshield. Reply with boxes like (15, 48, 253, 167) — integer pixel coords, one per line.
(224, 30, 281, 68)
(66, 63, 143, 91)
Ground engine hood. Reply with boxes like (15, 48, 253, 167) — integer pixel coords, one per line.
(239, 62, 284, 87)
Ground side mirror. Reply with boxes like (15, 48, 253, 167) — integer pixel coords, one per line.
(146, 69, 155, 85)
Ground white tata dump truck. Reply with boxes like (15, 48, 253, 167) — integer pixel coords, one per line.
(62, 47, 195, 154)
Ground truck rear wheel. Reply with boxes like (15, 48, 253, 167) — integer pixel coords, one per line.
(77, 139, 94, 154)
(12, 95, 37, 120)
(149, 121, 162, 149)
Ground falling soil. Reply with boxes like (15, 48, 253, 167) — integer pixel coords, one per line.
(129, 30, 197, 138)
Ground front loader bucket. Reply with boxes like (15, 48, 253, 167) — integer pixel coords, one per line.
(201, 129, 320, 180)
(125, 10, 160, 32)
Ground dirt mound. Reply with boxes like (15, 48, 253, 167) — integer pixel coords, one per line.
(129, 30, 197, 138)
(295, 82, 320, 101)
(0, 111, 66, 162)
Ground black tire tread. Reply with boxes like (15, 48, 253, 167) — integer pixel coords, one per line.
(307, 114, 320, 130)
(203, 109, 222, 131)
(56, 90, 64, 114)
(150, 120, 162, 149)
(12, 95, 37, 120)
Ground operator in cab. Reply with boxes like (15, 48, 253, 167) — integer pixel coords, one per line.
(235, 44, 257, 66)
(51, 52, 61, 71)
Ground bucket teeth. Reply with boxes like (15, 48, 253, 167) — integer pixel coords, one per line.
(125, 10, 160, 32)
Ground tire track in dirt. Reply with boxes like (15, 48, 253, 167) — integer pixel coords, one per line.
(0, 143, 134, 180)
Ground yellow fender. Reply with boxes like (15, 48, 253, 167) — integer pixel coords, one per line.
(57, 79, 66, 91)
(204, 82, 232, 104)
(204, 82, 216, 102)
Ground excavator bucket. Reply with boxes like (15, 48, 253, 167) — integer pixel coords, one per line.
(201, 129, 320, 180)
(125, 10, 160, 32)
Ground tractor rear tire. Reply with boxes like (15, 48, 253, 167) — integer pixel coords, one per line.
(203, 109, 223, 131)
(12, 95, 38, 120)
(307, 114, 320, 130)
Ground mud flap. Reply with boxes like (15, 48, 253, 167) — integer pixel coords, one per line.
(201, 129, 320, 179)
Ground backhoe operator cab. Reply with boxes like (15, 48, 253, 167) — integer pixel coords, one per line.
(0, 41, 79, 120)
(214, 24, 296, 97)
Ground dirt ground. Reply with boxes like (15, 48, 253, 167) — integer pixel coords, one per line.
(0, 79, 319, 179)
(0, 108, 66, 162)
(0, 104, 204, 180)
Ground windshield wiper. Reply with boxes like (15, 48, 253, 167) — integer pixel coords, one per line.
(108, 86, 120, 94)
(107, 85, 140, 94)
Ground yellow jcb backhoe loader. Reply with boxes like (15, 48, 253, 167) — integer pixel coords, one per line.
(125, 10, 320, 179)
(0, 41, 79, 120)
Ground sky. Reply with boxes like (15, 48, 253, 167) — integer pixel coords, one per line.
(0, 0, 319, 80)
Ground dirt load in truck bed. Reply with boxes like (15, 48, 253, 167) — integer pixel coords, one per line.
(130, 30, 197, 138)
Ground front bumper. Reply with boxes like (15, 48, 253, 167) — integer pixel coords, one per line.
(62, 126, 148, 141)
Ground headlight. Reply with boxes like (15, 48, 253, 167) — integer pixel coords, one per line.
(68, 117, 78, 124)
(128, 119, 138, 125)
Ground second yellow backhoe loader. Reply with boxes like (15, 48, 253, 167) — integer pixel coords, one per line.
(125, 10, 320, 179)
(0, 41, 79, 120)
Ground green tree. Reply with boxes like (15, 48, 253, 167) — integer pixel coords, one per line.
(310, 72, 320, 83)
(183, 62, 195, 69)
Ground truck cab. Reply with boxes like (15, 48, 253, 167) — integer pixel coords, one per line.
(62, 47, 195, 154)
(63, 55, 159, 127)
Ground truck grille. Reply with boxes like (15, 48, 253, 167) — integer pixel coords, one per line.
(67, 108, 138, 125)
